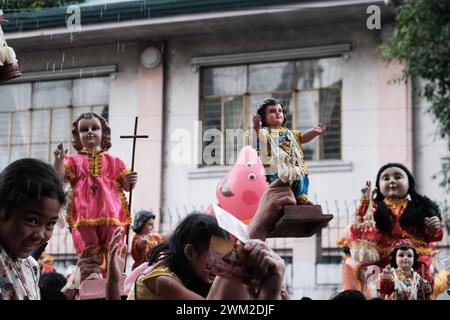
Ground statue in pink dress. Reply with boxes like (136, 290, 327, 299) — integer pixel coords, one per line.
(54, 112, 138, 274)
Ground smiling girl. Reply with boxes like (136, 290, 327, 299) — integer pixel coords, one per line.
(0, 158, 66, 300)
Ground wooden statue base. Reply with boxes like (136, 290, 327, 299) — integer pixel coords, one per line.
(0, 63, 21, 83)
(267, 205, 333, 238)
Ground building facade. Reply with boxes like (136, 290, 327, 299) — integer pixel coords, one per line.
(1, 0, 448, 298)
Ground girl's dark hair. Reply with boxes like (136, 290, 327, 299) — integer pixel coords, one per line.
(0, 158, 66, 217)
(39, 272, 68, 300)
(374, 163, 441, 234)
(72, 112, 112, 151)
(147, 213, 229, 297)
(256, 98, 287, 127)
(132, 210, 156, 233)
(330, 289, 366, 300)
(389, 245, 419, 270)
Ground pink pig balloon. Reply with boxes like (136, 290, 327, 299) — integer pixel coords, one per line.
(212, 146, 268, 224)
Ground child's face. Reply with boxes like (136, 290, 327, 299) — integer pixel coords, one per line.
(78, 117, 103, 150)
(379, 166, 409, 199)
(265, 104, 284, 127)
(396, 248, 414, 271)
(0, 198, 60, 259)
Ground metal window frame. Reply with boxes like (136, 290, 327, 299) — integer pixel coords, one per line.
(6, 65, 117, 84)
(192, 44, 351, 70)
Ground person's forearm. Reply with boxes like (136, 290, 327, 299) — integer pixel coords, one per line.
(257, 287, 282, 300)
(207, 276, 250, 300)
(106, 278, 121, 300)
(248, 224, 268, 241)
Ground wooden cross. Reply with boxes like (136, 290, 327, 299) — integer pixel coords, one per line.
(120, 116, 149, 268)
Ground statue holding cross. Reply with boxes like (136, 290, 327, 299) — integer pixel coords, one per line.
(53, 112, 145, 285)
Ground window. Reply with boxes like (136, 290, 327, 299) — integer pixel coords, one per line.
(200, 57, 342, 165)
(0, 77, 110, 170)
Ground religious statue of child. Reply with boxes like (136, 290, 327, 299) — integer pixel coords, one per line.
(54, 112, 138, 277)
(377, 240, 432, 300)
(252, 98, 325, 205)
